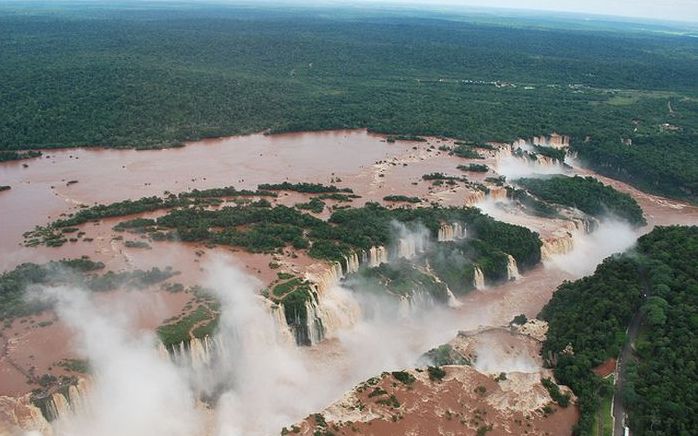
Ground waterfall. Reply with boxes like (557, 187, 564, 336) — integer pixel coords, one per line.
(445, 287, 463, 308)
(296, 261, 363, 346)
(494, 143, 514, 161)
(343, 252, 360, 274)
(541, 235, 575, 260)
(271, 303, 296, 345)
(506, 254, 520, 280)
(303, 299, 325, 345)
(437, 222, 465, 242)
(392, 222, 429, 260)
(396, 238, 417, 259)
(366, 246, 388, 267)
(162, 335, 224, 369)
(0, 393, 53, 434)
(397, 290, 437, 317)
(310, 262, 343, 295)
(487, 186, 508, 200)
(295, 286, 361, 346)
(473, 266, 486, 290)
(188, 336, 215, 369)
(31, 377, 90, 424)
(464, 190, 487, 206)
(513, 138, 527, 148)
(66, 378, 88, 415)
(527, 133, 569, 149)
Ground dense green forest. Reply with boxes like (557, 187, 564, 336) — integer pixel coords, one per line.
(0, 5, 697, 201)
(516, 175, 646, 225)
(539, 226, 698, 435)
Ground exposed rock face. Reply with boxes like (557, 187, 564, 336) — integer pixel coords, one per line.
(0, 393, 52, 435)
(513, 319, 549, 342)
(293, 328, 577, 436)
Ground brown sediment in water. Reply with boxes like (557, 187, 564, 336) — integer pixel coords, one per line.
(0, 129, 696, 429)
(0, 284, 192, 397)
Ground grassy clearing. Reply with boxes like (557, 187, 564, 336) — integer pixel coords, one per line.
(593, 383, 614, 436)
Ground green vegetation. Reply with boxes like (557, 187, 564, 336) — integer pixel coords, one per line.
(50, 196, 540, 271)
(383, 195, 421, 204)
(1, 6, 696, 201)
(533, 145, 566, 162)
(124, 240, 151, 249)
(541, 377, 571, 407)
(317, 193, 358, 202)
(258, 182, 352, 194)
(0, 258, 177, 320)
(272, 277, 307, 298)
(0, 150, 42, 162)
(510, 314, 528, 325)
(57, 359, 89, 374)
(593, 386, 614, 436)
(540, 226, 698, 435)
(517, 176, 645, 225)
(376, 394, 401, 408)
(351, 259, 450, 303)
(428, 366, 446, 381)
(157, 297, 219, 349)
(423, 344, 470, 366)
(452, 144, 484, 159)
(295, 197, 325, 213)
(386, 135, 426, 143)
(391, 371, 416, 385)
(0, 258, 104, 319)
(506, 187, 561, 218)
(457, 163, 489, 173)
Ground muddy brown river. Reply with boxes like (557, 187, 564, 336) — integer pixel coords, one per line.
(0, 129, 696, 434)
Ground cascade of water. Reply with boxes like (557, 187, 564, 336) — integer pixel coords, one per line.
(270, 303, 296, 345)
(506, 255, 520, 280)
(394, 232, 428, 260)
(487, 186, 508, 200)
(303, 299, 325, 345)
(397, 289, 437, 317)
(445, 287, 463, 308)
(343, 252, 360, 274)
(473, 266, 486, 290)
(366, 246, 388, 267)
(464, 190, 487, 206)
(541, 236, 575, 260)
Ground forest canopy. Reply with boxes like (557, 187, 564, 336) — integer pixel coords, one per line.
(0, 5, 697, 201)
(540, 226, 698, 435)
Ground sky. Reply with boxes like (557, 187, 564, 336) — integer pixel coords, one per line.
(337, 0, 698, 23)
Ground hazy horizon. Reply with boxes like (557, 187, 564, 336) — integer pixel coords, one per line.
(306, 0, 698, 23)
(2, 0, 698, 24)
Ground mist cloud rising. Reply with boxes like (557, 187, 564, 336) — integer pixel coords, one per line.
(40, 286, 203, 436)
(36, 255, 477, 436)
(472, 339, 539, 374)
(545, 218, 638, 277)
(496, 154, 569, 180)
